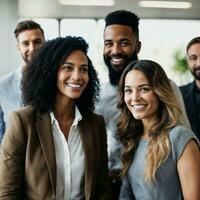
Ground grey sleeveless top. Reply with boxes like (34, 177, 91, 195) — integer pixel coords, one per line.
(119, 125, 200, 200)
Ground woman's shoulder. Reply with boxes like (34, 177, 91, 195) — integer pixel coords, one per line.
(12, 105, 36, 117)
(169, 125, 198, 141)
(9, 105, 40, 126)
(169, 125, 200, 160)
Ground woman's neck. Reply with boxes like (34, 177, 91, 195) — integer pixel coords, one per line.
(141, 118, 158, 140)
(53, 95, 76, 139)
(141, 128, 150, 140)
(53, 94, 75, 126)
(54, 93, 75, 119)
(53, 106, 75, 122)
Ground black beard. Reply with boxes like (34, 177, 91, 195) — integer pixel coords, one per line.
(191, 68, 200, 81)
(104, 52, 138, 86)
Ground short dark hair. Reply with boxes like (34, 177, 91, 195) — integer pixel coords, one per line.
(186, 36, 200, 52)
(105, 10, 140, 39)
(22, 36, 100, 116)
(14, 20, 44, 38)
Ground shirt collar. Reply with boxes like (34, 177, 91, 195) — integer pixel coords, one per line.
(50, 106, 82, 126)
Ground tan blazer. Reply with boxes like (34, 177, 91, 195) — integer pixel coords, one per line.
(0, 106, 111, 200)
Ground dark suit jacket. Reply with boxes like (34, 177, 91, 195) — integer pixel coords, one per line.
(180, 81, 200, 139)
(0, 105, 111, 200)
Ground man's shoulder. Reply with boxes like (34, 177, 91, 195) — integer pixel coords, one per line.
(0, 70, 20, 92)
(179, 82, 194, 98)
(0, 72, 14, 82)
(0, 70, 19, 85)
(179, 81, 193, 92)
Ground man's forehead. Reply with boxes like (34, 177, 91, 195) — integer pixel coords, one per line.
(17, 29, 44, 41)
(104, 24, 133, 32)
(104, 24, 135, 39)
(188, 43, 200, 54)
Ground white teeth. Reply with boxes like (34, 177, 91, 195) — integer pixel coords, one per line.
(132, 104, 146, 110)
(112, 58, 123, 62)
(67, 83, 81, 88)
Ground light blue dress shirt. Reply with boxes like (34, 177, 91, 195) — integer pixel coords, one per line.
(0, 68, 23, 142)
(95, 81, 122, 170)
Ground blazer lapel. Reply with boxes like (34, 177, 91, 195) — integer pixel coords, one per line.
(36, 112, 57, 195)
(79, 119, 95, 200)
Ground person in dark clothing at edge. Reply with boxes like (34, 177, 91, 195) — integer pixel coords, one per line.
(180, 36, 200, 140)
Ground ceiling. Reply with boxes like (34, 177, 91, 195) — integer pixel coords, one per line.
(18, 0, 200, 20)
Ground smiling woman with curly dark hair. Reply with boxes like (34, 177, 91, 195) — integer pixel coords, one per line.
(22, 36, 100, 115)
(0, 36, 111, 200)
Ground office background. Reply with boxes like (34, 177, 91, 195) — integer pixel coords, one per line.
(1, 0, 200, 85)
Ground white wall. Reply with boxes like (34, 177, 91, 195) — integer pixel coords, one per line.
(0, 0, 20, 77)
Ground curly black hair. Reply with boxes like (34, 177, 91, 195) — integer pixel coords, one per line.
(22, 36, 100, 116)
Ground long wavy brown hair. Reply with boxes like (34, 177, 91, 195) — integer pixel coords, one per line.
(118, 60, 181, 182)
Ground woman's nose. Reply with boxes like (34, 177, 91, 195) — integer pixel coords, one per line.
(71, 69, 81, 80)
(132, 89, 141, 101)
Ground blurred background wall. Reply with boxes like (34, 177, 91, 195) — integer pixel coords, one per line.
(1, 0, 200, 85)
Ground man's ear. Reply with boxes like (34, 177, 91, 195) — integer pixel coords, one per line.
(136, 41, 141, 54)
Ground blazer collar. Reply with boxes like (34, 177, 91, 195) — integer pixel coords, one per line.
(36, 112, 57, 196)
(35, 111, 95, 199)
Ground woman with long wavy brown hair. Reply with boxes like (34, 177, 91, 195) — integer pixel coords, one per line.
(118, 60, 200, 200)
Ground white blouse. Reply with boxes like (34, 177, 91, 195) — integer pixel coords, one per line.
(50, 107, 85, 200)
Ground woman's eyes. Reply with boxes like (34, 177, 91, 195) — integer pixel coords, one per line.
(140, 87, 151, 93)
(80, 67, 88, 73)
(124, 89, 132, 93)
(62, 65, 73, 71)
(62, 65, 88, 73)
(124, 87, 151, 94)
